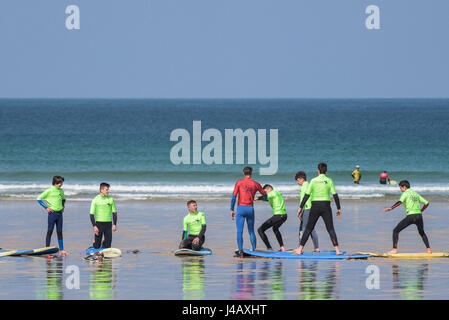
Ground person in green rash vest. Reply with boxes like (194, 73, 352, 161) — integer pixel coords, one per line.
(384, 180, 431, 255)
(90, 183, 117, 249)
(295, 171, 320, 252)
(179, 200, 207, 251)
(255, 185, 288, 252)
(36, 176, 68, 256)
(294, 163, 342, 255)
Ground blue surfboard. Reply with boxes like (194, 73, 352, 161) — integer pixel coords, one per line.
(242, 249, 371, 260)
(263, 250, 346, 255)
(174, 248, 212, 256)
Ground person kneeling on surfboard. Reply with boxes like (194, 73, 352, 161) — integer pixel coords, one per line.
(294, 163, 342, 255)
(179, 200, 206, 251)
(37, 176, 68, 256)
(89, 183, 117, 249)
(384, 180, 432, 255)
(255, 184, 287, 252)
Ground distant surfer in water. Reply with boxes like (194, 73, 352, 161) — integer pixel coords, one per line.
(231, 166, 266, 257)
(351, 165, 361, 184)
(255, 184, 288, 252)
(295, 171, 320, 252)
(89, 183, 117, 249)
(294, 163, 342, 255)
(179, 200, 206, 251)
(36, 176, 68, 256)
(384, 180, 432, 254)
(379, 171, 390, 184)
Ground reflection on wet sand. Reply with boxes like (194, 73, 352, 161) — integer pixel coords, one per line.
(89, 259, 116, 300)
(260, 261, 285, 300)
(232, 260, 257, 300)
(297, 261, 339, 300)
(392, 263, 429, 300)
(182, 257, 205, 300)
(37, 257, 64, 300)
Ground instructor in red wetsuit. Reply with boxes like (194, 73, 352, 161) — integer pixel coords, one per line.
(380, 171, 390, 184)
(231, 166, 266, 257)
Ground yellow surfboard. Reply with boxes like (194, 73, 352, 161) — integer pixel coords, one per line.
(0, 250, 18, 257)
(389, 180, 397, 185)
(357, 252, 449, 258)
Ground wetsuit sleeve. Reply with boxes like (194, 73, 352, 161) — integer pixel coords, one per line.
(61, 189, 66, 200)
(390, 201, 402, 210)
(37, 200, 48, 209)
(182, 217, 188, 239)
(231, 182, 239, 210)
(113, 212, 117, 225)
(111, 199, 117, 213)
(333, 194, 341, 210)
(305, 181, 313, 195)
(299, 194, 310, 209)
(200, 212, 206, 225)
(231, 196, 237, 211)
(62, 199, 66, 208)
(90, 214, 96, 227)
(421, 203, 429, 213)
(198, 224, 206, 238)
(419, 195, 429, 206)
(89, 199, 96, 215)
(256, 194, 268, 201)
(257, 182, 266, 196)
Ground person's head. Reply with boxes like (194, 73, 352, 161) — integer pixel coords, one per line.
(243, 166, 253, 177)
(52, 176, 64, 188)
(399, 180, 410, 192)
(295, 171, 307, 185)
(317, 163, 327, 175)
(100, 182, 110, 196)
(262, 184, 273, 193)
(187, 200, 197, 212)
(356, 165, 360, 170)
(383, 171, 387, 173)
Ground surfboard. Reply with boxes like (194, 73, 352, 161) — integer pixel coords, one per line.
(26, 246, 59, 256)
(262, 250, 346, 255)
(85, 247, 122, 258)
(0, 250, 18, 257)
(357, 252, 449, 258)
(389, 180, 397, 185)
(242, 249, 371, 260)
(174, 248, 212, 256)
(9, 249, 35, 256)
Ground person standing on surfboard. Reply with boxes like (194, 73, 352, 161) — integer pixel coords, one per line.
(36, 176, 68, 256)
(294, 163, 342, 255)
(255, 184, 288, 252)
(89, 183, 117, 249)
(295, 171, 320, 252)
(231, 166, 266, 257)
(384, 180, 432, 254)
(179, 200, 206, 251)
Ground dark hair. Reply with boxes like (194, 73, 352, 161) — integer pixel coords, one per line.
(318, 163, 327, 174)
(187, 200, 197, 206)
(262, 184, 273, 189)
(243, 166, 253, 176)
(399, 180, 410, 189)
(100, 182, 110, 190)
(295, 171, 307, 181)
(52, 176, 64, 185)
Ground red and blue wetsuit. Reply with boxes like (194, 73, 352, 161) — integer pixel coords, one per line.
(231, 176, 266, 251)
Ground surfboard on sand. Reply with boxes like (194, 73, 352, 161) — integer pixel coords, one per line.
(174, 248, 212, 256)
(86, 247, 122, 258)
(357, 252, 449, 258)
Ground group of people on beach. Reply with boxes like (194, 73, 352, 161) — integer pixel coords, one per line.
(36, 162, 432, 257)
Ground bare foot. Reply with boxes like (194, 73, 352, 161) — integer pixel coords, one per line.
(280, 246, 286, 252)
(293, 246, 304, 255)
(386, 249, 398, 255)
(59, 250, 68, 256)
(335, 247, 342, 255)
(426, 248, 432, 254)
(313, 248, 321, 252)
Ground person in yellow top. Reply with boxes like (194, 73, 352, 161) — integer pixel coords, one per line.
(351, 165, 361, 184)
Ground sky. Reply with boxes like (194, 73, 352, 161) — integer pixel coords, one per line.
(0, 0, 448, 98)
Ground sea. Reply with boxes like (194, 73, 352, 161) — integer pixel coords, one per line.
(1, 98, 449, 202)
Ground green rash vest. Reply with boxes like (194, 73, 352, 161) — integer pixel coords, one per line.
(37, 186, 66, 212)
(183, 211, 206, 236)
(267, 190, 287, 215)
(90, 195, 117, 222)
(299, 181, 312, 210)
(305, 174, 337, 201)
(399, 189, 429, 215)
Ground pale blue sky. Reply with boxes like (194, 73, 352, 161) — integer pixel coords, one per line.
(1, 0, 448, 98)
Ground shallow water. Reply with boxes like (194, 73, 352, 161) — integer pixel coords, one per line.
(1, 200, 449, 299)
